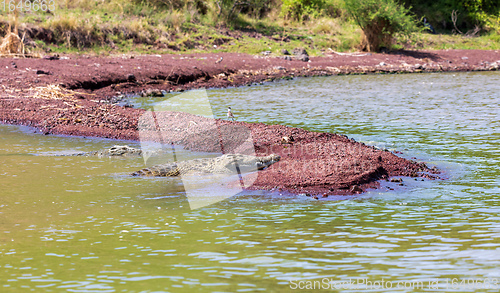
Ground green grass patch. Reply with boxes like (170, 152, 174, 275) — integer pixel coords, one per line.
(0, 0, 498, 56)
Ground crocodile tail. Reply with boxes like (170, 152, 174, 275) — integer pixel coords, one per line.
(71, 151, 100, 157)
(131, 165, 180, 177)
(131, 168, 153, 176)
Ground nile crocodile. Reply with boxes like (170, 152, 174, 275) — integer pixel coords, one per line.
(132, 153, 281, 177)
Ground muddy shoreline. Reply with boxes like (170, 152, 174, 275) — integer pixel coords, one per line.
(1, 49, 498, 196)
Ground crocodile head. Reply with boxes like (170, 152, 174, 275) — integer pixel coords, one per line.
(255, 154, 281, 170)
(108, 145, 142, 156)
(221, 153, 281, 172)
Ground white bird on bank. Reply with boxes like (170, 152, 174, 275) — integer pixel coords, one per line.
(227, 107, 235, 121)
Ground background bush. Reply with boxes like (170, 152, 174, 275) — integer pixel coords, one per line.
(403, 0, 500, 33)
(344, 0, 419, 51)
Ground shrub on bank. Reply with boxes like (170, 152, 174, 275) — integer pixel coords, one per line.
(344, 0, 419, 51)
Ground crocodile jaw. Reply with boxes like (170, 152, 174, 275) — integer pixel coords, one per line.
(256, 154, 281, 170)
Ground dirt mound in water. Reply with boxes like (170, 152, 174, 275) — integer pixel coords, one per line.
(108, 109, 441, 195)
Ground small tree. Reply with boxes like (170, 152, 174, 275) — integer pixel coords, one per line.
(344, 0, 419, 52)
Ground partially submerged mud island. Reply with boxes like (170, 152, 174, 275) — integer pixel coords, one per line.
(4, 49, 496, 196)
(0, 102, 439, 197)
(134, 111, 440, 196)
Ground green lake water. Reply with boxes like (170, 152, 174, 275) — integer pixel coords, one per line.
(1, 71, 499, 292)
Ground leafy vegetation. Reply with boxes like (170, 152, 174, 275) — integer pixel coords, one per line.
(0, 0, 498, 55)
(344, 0, 419, 51)
(403, 0, 500, 34)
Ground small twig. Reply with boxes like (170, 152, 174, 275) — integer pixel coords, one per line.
(166, 66, 176, 83)
(465, 25, 481, 37)
(21, 32, 26, 55)
(451, 10, 463, 35)
(327, 48, 369, 56)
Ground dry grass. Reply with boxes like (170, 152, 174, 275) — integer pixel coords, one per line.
(0, 31, 41, 58)
(0, 9, 30, 57)
(162, 10, 185, 32)
(29, 84, 93, 100)
(311, 18, 342, 35)
(0, 32, 24, 55)
(47, 15, 79, 32)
